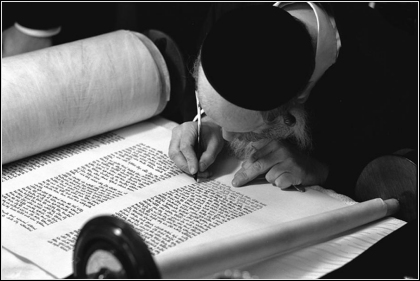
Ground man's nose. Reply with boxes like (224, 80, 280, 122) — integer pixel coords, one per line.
(222, 129, 238, 141)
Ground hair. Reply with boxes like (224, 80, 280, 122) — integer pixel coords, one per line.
(260, 101, 312, 152)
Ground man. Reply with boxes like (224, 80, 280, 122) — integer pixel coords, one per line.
(168, 3, 417, 199)
(169, 5, 418, 277)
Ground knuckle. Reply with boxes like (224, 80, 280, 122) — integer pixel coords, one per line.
(236, 171, 248, 181)
(251, 160, 264, 172)
(249, 152, 259, 162)
(241, 159, 252, 169)
(179, 143, 192, 153)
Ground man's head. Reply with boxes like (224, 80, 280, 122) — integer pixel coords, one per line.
(194, 62, 312, 160)
(193, 5, 315, 159)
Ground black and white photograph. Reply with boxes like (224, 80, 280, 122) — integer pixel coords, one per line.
(2, 2, 418, 279)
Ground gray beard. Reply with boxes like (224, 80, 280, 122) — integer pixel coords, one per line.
(227, 108, 312, 160)
(227, 138, 256, 160)
(227, 131, 310, 160)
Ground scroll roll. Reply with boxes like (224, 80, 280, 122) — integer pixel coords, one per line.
(156, 198, 399, 279)
(2, 30, 170, 164)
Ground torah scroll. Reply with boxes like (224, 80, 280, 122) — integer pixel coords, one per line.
(2, 30, 170, 164)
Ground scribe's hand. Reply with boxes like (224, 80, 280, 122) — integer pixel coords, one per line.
(168, 121, 224, 179)
(232, 140, 328, 190)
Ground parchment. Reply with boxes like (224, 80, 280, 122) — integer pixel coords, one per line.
(1, 120, 405, 278)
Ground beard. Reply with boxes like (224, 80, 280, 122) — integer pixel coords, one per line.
(227, 105, 312, 160)
(227, 138, 257, 160)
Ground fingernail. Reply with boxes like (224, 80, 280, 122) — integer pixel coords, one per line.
(190, 167, 196, 174)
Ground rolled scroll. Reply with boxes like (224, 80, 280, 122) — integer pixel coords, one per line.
(2, 30, 170, 164)
(156, 198, 399, 279)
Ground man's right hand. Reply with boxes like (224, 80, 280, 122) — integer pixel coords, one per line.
(168, 120, 225, 178)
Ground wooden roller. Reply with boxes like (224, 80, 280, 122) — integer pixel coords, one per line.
(355, 149, 417, 222)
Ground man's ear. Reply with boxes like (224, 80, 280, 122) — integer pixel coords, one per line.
(295, 81, 314, 104)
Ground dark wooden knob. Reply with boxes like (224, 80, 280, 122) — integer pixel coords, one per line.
(355, 150, 417, 222)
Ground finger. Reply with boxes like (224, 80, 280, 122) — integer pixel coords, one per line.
(235, 142, 287, 186)
(199, 136, 223, 172)
(265, 163, 285, 183)
(199, 150, 216, 172)
(171, 153, 190, 174)
(168, 133, 190, 174)
(196, 170, 213, 180)
(251, 138, 272, 150)
(179, 127, 199, 175)
(233, 158, 272, 187)
(168, 127, 183, 157)
(274, 172, 301, 190)
(265, 162, 303, 184)
(242, 140, 281, 169)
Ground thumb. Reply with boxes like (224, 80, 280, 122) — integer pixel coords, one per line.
(274, 172, 302, 190)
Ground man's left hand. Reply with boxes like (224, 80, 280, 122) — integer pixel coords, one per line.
(232, 140, 328, 189)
